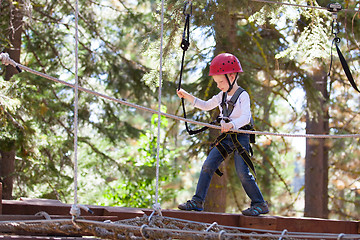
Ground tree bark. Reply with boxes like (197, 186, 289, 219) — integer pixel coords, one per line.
(0, 182, 2, 214)
(204, 148, 227, 212)
(304, 67, 329, 218)
(5, 1, 24, 81)
(0, 149, 15, 200)
(203, 6, 238, 213)
(204, 118, 226, 212)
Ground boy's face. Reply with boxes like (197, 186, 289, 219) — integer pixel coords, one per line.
(213, 74, 235, 92)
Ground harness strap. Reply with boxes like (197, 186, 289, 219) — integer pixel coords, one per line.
(212, 133, 256, 178)
(334, 39, 360, 93)
(213, 133, 228, 177)
(230, 134, 256, 179)
(222, 86, 245, 118)
(219, 87, 256, 144)
(328, 8, 360, 94)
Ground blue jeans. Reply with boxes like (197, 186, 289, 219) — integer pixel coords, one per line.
(192, 133, 265, 206)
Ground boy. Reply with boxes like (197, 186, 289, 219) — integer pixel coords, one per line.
(176, 53, 269, 216)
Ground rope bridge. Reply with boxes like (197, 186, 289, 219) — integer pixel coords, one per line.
(0, 214, 358, 239)
(1, 0, 360, 238)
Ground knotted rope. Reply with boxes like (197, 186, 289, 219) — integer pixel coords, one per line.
(72, 0, 80, 220)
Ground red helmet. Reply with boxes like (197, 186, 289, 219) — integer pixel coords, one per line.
(209, 53, 243, 76)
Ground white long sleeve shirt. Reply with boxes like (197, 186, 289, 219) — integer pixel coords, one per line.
(192, 90, 251, 130)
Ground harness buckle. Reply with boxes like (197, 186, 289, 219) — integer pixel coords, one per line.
(237, 148, 246, 155)
(220, 117, 230, 123)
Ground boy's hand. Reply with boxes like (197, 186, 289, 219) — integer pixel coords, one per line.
(220, 121, 233, 133)
(176, 88, 188, 98)
(177, 88, 195, 103)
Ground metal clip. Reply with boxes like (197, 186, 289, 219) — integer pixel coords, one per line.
(327, 3, 342, 36)
(183, 1, 192, 16)
(327, 2, 342, 12)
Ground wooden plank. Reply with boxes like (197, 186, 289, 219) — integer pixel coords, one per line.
(0, 215, 118, 222)
(0, 182, 2, 215)
(160, 209, 241, 227)
(2, 199, 70, 216)
(239, 215, 277, 231)
(275, 216, 358, 234)
(1, 199, 360, 235)
(1, 199, 102, 217)
(0, 215, 44, 221)
(238, 214, 358, 234)
(102, 206, 144, 221)
(0, 235, 100, 240)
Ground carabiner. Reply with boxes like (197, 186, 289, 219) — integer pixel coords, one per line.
(183, 1, 192, 16)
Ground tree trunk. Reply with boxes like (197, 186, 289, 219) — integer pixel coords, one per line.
(204, 116, 226, 212)
(5, 1, 24, 81)
(0, 182, 2, 214)
(259, 73, 273, 200)
(204, 134, 227, 212)
(0, 149, 15, 200)
(304, 67, 329, 218)
(0, 1, 24, 200)
(203, 5, 238, 213)
(355, 191, 360, 219)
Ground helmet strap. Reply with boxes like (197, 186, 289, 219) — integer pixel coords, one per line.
(225, 73, 239, 93)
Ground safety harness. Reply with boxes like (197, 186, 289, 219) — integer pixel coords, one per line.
(212, 87, 256, 178)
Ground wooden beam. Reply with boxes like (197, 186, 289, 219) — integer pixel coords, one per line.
(1, 198, 359, 235)
(0, 182, 2, 215)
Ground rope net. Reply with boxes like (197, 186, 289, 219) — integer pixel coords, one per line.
(1, 214, 358, 239)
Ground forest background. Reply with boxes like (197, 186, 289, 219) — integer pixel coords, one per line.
(0, 0, 359, 221)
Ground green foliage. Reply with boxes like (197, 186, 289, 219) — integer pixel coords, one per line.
(102, 113, 179, 208)
(0, 79, 21, 150)
(0, 0, 358, 221)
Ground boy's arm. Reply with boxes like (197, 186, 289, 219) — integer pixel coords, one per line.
(177, 88, 220, 111)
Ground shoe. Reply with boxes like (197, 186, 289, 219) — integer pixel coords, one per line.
(242, 201, 269, 216)
(178, 199, 204, 211)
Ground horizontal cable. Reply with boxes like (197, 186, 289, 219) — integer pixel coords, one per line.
(251, 0, 359, 13)
(1, 55, 360, 139)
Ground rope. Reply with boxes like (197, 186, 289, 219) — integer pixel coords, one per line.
(0, 53, 359, 139)
(338, 233, 345, 240)
(0, 217, 359, 239)
(218, 230, 226, 240)
(73, 0, 80, 216)
(279, 229, 288, 240)
(151, 0, 165, 218)
(0, 52, 22, 73)
(205, 222, 217, 232)
(140, 224, 149, 239)
(251, 0, 359, 13)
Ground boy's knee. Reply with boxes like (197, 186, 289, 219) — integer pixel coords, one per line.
(202, 163, 215, 174)
(238, 172, 255, 182)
